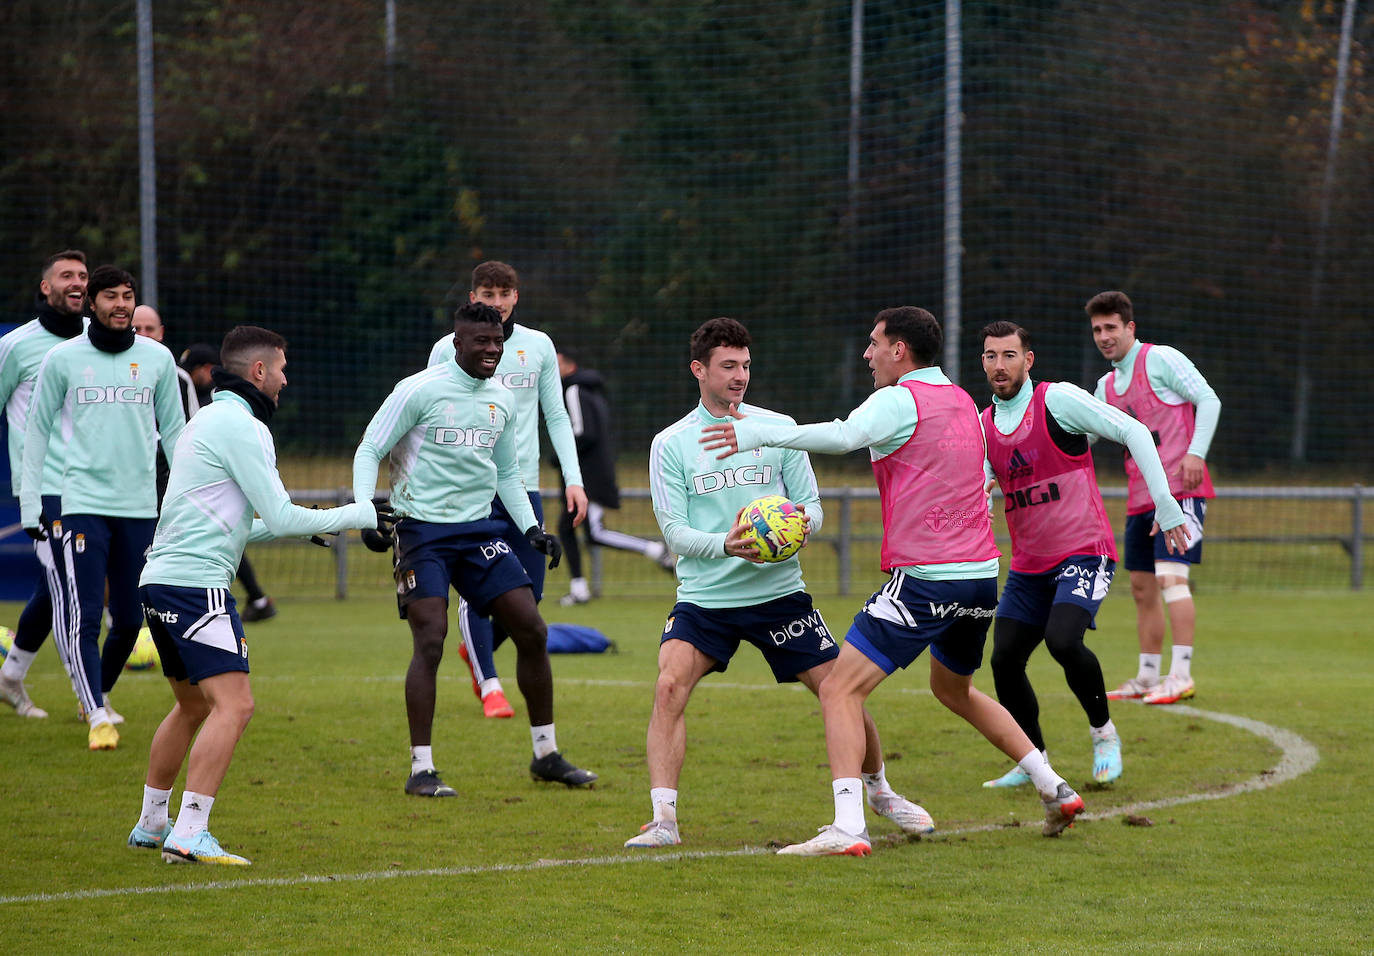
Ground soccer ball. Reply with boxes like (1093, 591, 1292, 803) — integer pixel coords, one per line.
(124, 626, 161, 671)
(0, 625, 14, 659)
(740, 494, 807, 563)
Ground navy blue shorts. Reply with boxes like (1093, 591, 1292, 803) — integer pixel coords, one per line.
(485, 491, 547, 603)
(845, 571, 998, 677)
(1123, 497, 1206, 572)
(140, 584, 250, 684)
(392, 517, 532, 619)
(998, 554, 1115, 629)
(661, 592, 837, 683)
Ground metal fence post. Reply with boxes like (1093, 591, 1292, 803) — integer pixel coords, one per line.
(335, 487, 349, 600)
(837, 489, 852, 596)
(1353, 484, 1364, 591)
(591, 540, 604, 598)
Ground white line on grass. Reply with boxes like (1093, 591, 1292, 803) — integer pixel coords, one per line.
(0, 697, 1318, 907)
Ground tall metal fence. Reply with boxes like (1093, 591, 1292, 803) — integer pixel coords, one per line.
(2, 2, 1372, 596)
(252, 484, 1373, 600)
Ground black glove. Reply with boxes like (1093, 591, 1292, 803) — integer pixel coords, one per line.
(374, 500, 398, 534)
(24, 511, 49, 542)
(360, 499, 398, 552)
(361, 528, 393, 553)
(525, 526, 562, 570)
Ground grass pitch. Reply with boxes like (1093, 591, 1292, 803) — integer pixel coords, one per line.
(1, 586, 1370, 954)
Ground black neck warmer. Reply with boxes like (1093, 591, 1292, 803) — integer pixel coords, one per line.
(35, 298, 84, 339)
(87, 318, 136, 354)
(211, 367, 275, 424)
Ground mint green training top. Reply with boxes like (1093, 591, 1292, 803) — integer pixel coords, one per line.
(1093, 340, 1220, 460)
(0, 317, 85, 497)
(141, 390, 378, 589)
(649, 401, 822, 609)
(354, 357, 538, 532)
(987, 377, 1185, 531)
(20, 331, 185, 524)
(428, 322, 582, 491)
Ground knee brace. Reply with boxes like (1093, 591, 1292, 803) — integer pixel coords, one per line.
(1156, 560, 1191, 603)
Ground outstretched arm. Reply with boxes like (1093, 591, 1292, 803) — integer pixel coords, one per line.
(352, 384, 415, 504)
(701, 390, 902, 459)
(1046, 382, 1188, 553)
(225, 427, 377, 538)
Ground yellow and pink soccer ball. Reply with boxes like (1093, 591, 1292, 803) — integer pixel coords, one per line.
(740, 494, 807, 563)
(124, 626, 161, 671)
(0, 625, 15, 659)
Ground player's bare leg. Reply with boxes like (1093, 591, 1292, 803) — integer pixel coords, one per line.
(815, 646, 887, 779)
(489, 587, 553, 726)
(1106, 569, 1168, 700)
(645, 639, 715, 790)
(1129, 570, 1166, 656)
(160, 670, 255, 864)
(928, 657, 1083, 835)
(400, 596, 456, 797)
(778, 647, 885, 855)
(183, 671, 254, 797)
(491, 587, 596, 786)
(1161, 574, 1195, 649)
(625, 639, 713, 847)
(402, 596, 449, 747)
(802, 656, 932, 836)
(1144, 567, 1196, 704)
(129, 678, 211, 851)
(146, 678, 212, 791)
(798, 659, 877, 775)
(927, 657, 1033, 759)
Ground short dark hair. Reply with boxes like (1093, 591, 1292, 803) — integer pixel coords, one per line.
(455, 300, 502, 327)
(979, 320, 1031, 351)
(472, 261, 518, 290)
(690, 317, 751, 364)
(42, 249, 86, 278)
(220, 325, 287, 376)
(87, 265, 136, 299)
(1086, 290, 1133, 325)
(874, 307, 941, 366)
(556, 343, 580, 364)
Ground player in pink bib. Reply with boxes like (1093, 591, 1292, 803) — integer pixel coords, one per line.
(980, 322, 1188, 790)
(1088, 292, 1220, 706)
(703, 307, 1086, 853)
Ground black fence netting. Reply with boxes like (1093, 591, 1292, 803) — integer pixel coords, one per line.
(3, 1, 1371, 595)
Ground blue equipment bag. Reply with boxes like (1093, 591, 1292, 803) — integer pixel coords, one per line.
(546, 623, 615, 654)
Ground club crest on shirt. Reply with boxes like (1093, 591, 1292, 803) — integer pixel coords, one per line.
(129, 362, 139, 381)
(517, 350, 527, 367)
(489, 404, 497, 425)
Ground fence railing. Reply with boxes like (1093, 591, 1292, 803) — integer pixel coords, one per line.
(293, 483, 1371, 598)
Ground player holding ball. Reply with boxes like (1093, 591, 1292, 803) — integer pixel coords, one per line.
(624, 317, 932, 850)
